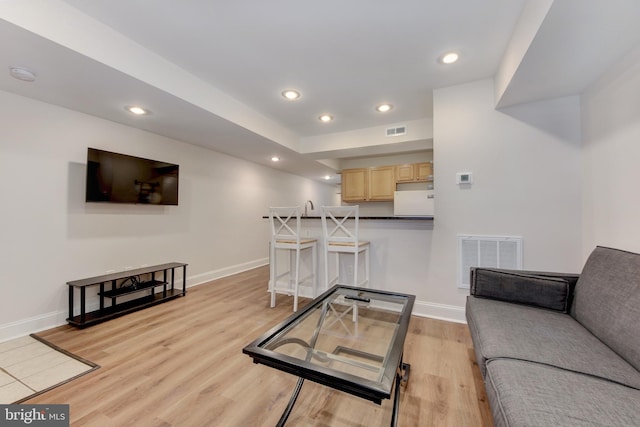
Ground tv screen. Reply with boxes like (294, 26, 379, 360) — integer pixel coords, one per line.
(85, 148, 179, 205)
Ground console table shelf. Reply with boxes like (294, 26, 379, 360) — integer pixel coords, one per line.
(67, 262, 187, 328)
(99, 280, 166, 298)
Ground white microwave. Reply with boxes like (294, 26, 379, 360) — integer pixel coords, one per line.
(394, 190, 434, 216)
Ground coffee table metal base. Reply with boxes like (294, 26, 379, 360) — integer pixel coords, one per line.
(276, 360, 411, 427)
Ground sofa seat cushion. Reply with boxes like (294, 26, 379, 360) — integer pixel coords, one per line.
(466, 296, 640, 389)
(486, 359, 640, 427)
(573, 246, 640, 372)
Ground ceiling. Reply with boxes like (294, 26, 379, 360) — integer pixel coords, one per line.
(1, 0, 640, 182)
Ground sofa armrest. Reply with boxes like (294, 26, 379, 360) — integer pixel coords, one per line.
(470, 268, 580, 313)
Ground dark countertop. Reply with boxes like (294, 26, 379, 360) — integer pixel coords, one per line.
(262, 215, 433, 220)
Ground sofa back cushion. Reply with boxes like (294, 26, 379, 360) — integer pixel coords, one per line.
(574, 246, 640, 371)
(472, 268, 570, 312)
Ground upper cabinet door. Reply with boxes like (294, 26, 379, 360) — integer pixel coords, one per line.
(368, 166, 395, 201)
(395, 164, 415, 183)
(415, 162, 433, 182)
(341, 168, 368, 202)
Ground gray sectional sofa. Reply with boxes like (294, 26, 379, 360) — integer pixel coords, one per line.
(466, 246, 640, 426)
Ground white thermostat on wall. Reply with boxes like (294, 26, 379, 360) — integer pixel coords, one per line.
(456, 172, 473, 185)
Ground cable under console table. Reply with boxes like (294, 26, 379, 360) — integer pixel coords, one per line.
(67, 262, 187, 328)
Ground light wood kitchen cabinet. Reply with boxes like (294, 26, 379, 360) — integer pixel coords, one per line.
(395, 164, 416, 182)
(368, 166, 395, 200)
(415, 162, 433, 182)
(342, 162, 433, 202)
(341, 168, 368, 202)
(341, 166, 395, 202)
(395, 162, 433, 182)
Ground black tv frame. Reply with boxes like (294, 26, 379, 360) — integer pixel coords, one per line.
(85, 148, 179, 205)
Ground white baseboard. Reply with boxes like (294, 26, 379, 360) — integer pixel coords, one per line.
(1, 260, 466, 343)
(412, 300, 467, 324)
(0, 258, 269, 343)
(0, 311, 68, 343)
(187, 258, 269, 288)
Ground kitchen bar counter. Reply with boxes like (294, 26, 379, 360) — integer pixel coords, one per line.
(264, 214, 433, 301)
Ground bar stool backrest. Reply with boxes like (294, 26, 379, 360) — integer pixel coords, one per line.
(269, 206, 302, 244)
(321, 205, 360, 246)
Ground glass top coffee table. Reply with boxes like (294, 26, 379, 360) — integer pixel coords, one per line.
(243, 285, 415, 426)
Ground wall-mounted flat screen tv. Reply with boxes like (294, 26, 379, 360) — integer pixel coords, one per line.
(86, 148, 179, 205)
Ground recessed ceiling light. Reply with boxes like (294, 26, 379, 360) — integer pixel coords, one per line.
(282, 90, 301, 100)
(439, 52, 459, 64)
(376, 104, 393, 113)
(271, 156, 280, 162)
(9, 66, 36, 82)
(125, 106, 150, 115)
(319, 114, 333, 122)
(324, 175, 331, 180)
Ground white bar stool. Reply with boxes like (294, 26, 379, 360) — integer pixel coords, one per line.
(268, 207, 318, 312)
(320, 205, 370, 292)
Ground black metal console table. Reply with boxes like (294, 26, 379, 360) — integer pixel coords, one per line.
(67, 262, 187, 328)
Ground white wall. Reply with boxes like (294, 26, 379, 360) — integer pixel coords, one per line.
(494, 0, 553, 108)
(581, 45, 640, 257)
(0, 90, 335, 340)
(430, 79, 583, 307)
(4, 69, 619, 337)
(340, 151, 433, 170)
(300, 118, 433, 157)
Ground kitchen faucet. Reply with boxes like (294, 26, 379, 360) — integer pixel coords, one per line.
(304, 200, 314, 217)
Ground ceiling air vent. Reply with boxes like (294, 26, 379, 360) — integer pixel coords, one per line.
(386, 125, 406, 137)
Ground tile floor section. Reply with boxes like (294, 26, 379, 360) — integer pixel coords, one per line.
(0, 335, 95, 403)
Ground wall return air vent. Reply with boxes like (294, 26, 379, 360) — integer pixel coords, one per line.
(386, 125, 406, 137)
(457, 235, 523, 289)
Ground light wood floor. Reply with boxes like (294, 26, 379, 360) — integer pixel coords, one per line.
(32, 266, 493, 426)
